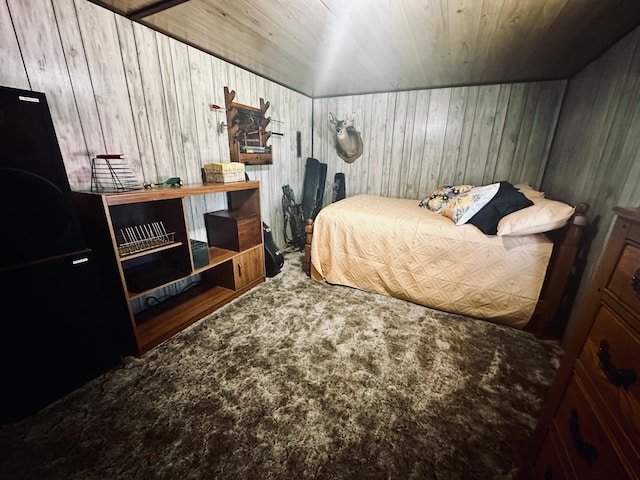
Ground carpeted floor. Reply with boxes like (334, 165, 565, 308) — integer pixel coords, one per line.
(0, 252, 562, 480)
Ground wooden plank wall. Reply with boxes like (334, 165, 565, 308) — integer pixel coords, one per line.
(0, 0, 312, 248)
(312, 80, 566, 204)
(1, 0, 571, 250)
(541, 26, 640, 341)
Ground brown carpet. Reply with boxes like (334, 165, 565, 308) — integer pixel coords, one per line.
(0, 252, 561, 480)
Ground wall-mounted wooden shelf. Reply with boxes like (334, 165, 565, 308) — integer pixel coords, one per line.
(224, 86, 272, 165)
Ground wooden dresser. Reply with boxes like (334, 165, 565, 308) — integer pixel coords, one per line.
(519, 206, 640, 479)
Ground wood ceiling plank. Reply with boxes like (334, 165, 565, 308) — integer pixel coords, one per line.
(400, 0, 452, 89)
(310, 0, 403, 95)
(467, 0, 516, 83)
(311, 0, 407, 92)
(86, 0, 640, 97)
(218, 0, 325, 68)
(447, 0, 484, 85)
(142, 0, 316, 94)
(504, 0, 570, 79)
(476, 0, 557, 83)
(97, 0, 158, 16)
(527, 0, 640, 77)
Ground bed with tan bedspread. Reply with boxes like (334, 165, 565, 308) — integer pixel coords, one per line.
(310, 193, 575, 329)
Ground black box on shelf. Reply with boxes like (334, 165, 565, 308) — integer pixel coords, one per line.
(204, 210, 261, 251)
(190, 239, 210, 269)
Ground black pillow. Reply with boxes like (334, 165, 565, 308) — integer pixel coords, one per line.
(467, 181, 533, 235)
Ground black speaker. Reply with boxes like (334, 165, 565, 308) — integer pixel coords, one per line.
(0, 250, 121, 424)
(0, 86, 86, 269)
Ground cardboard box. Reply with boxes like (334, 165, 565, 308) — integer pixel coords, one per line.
(201, 162, 245, 183)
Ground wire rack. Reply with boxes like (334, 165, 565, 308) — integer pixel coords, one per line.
(118, 221, 176, 257)
(91, 155, 141, 192)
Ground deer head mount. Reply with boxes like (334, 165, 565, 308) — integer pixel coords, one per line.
(329, 112, 363, 163)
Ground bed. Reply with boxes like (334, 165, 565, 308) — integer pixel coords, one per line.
(305, 182, 589, 338)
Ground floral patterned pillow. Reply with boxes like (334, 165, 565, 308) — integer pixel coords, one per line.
(419, 184, 474, 213)
(419, 183, 500, 225)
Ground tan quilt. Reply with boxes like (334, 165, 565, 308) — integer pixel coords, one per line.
(310, 195, 554, 328)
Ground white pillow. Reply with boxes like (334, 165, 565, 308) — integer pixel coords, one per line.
(497, 196, 575, 236)
(514, 183, 545, 200)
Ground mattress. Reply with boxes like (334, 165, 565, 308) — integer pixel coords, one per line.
(310, 194, 555, 328)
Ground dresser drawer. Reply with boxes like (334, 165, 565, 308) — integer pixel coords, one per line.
(608, 244, 640, 316)
(533, 428, 572, 479)
(577, 304, 640, 472)
(553, 375, 631, 479)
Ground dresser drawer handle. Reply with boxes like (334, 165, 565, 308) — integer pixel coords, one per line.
(633, 268, 640, 297)
(569, 408, 598, 465)
(598, 340, 637, 391)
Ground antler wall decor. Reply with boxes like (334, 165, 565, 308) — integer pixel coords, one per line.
(329, 112, 363, 163)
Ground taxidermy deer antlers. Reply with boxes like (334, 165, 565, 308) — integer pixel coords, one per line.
(329, 112, 363, 163)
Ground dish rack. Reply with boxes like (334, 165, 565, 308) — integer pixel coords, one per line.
(118, 221, 175, 257)
(91, 154, 141, 192)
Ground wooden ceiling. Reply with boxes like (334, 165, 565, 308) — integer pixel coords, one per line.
(93, 0, 640, 98)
